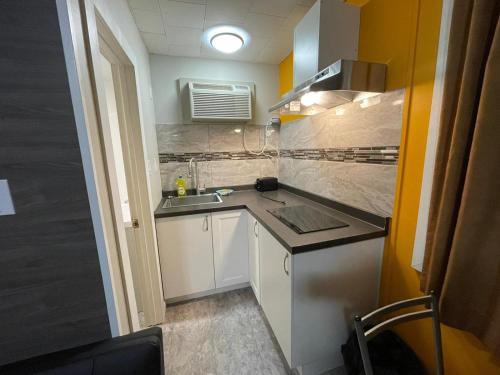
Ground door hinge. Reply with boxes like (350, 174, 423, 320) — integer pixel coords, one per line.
(132, 218, 139, 228)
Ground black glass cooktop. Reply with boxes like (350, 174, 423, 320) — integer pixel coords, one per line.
(268, 205, 349, 234)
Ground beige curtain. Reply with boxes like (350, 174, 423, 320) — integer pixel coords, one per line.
(421, 0, 500, 354)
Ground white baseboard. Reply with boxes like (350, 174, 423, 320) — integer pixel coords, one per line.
(165, 282, 251, 305)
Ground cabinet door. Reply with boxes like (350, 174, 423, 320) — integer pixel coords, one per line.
(259, 226, 292, 366)
(156, 214, 215, 299)
(212, 210, 249, 288)
(247, 214, 261, 303)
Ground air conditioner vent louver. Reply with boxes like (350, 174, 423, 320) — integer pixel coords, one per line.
(188, 81, 252, 122)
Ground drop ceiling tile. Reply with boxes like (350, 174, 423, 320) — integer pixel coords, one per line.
(259, 46, 291, 64)
(231, 36, 271, 62)
(267, 34, 293, 52)
(267, 27, 294, 46)
(205, 0, 252, 25)
(282, 5, 309, 29)
(199, 46, 224, 60)
(297, 0, 316, 6)
(200, 36, 269, 63)
(244, 13, 286, 38)
(129, 0, 315, 63)
(128, 0, 160, 11)
(167, 44, 201, 57)
(162, 1, 206, 28)
(141, 32, 169, 54)
(165, 26, 203, 45)
(250, 0, 296, 17)
(178, 0, 206, 3)
(132, 9, 164, 34)
(203, 18, 245, 31)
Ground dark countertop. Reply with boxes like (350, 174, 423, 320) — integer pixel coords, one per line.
(154, 186, 389, 254)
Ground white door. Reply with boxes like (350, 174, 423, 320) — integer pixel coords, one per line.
(212, 210, 249, 288)
(156, 214, 215, 299)
(248, 214, 261, 303)
(260, 225, 292, 366)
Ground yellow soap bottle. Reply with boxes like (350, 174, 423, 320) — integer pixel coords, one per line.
(176, 176, 187, 197)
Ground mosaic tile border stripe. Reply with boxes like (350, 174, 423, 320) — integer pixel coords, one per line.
(159, 151, 279, 163)
(159, 146, 399, 165)
(280, 146, 399, 165)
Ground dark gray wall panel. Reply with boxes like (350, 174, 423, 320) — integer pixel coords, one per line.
(0, 0, 111, 365)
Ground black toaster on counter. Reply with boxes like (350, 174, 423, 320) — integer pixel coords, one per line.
(255, 177, 278, 192)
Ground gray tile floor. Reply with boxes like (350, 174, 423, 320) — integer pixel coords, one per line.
(159, 288, 344, 375)
(160, 288, 288, 375)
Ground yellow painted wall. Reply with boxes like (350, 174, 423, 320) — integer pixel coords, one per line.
(357, 0, 500, 373)
(278, 0, 500, 373)
(278, 53, 303, 124)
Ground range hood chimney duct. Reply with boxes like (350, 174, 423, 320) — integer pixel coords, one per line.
(269, 0, 387, 116)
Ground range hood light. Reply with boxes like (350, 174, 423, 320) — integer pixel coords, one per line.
(269, 60, 387, 116)
(352, 91, 381, 103)
(300, 92, 319, 107)
(359, 94, 382, 109)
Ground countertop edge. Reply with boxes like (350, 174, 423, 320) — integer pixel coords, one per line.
(154, 188, 389, 254)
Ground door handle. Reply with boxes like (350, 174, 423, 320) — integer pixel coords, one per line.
(203, 215, 209, 232)
(283, 253, 289, 276)
(253, 221, 258, 237)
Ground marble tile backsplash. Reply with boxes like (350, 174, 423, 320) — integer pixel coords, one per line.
(279, 89, 404, 149)
(157, 123, 279, 192)
(279, 89, 405, 216)
(156, 89, 404, 217)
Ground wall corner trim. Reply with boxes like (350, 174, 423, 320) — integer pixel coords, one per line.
(411, 0, 454, 272)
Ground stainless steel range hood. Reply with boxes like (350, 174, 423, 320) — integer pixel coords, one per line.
(269, 59, 387, 116)
(269, 0, 387, 116)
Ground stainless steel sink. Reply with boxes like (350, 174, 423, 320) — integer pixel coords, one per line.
(162, 193, 223, 208)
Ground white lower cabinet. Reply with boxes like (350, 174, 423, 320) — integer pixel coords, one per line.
(212, 210, 249, 288)
(259, 224, 384, 375)
(156, 209, 384, 375)
(156, 213, 215, 300)
(259, 225, 292, 366)
(247, 214, 261, 303)
(156, 210, 249, 301)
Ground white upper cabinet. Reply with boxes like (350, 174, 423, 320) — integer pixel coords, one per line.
(247, 214, 261, 303)
(211, 210, 250, 289)
(156, 214, 215, 299)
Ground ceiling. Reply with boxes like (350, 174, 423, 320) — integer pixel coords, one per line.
(128, 0, 315, 64)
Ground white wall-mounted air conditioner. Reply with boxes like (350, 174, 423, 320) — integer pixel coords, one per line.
(187, 81, 253, 123)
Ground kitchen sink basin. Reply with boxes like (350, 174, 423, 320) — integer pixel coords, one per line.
(162, 193, 222, 208)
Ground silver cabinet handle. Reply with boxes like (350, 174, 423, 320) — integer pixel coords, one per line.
(253, 221, 258, 238)
(203, 215, 209, 232)
(283, 253, 289, 276)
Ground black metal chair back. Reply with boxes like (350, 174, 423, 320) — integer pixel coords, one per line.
(353, 293, 444, 375)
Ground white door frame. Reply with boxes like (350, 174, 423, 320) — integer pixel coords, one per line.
(57, 0, 165, 334)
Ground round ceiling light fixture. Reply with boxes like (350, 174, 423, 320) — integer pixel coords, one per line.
(210, 32, 244, 54)
(203, 26, 249, 55)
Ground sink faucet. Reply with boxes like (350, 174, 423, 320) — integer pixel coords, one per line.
(188, 157, 202, 195)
